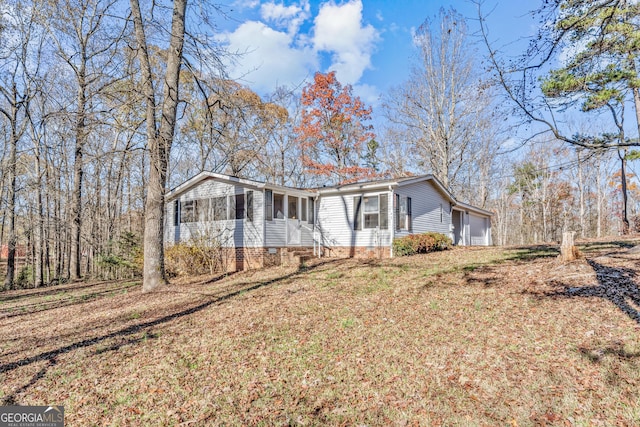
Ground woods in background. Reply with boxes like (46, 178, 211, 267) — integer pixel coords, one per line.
(0, 1, 638, 289)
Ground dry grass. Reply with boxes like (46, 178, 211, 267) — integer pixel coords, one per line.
(1, 240, 640, 426)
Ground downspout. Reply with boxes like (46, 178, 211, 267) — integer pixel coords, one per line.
(389, 185, 394, 258)
(262, 187, 266, 252)
(315, 194, 320, 257)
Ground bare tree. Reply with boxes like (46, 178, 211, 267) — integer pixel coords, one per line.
(130, 0, 187, 291)
(0, 2, 43, 288)
(42, 0, 128, 280)
(385, 8, 499, 193)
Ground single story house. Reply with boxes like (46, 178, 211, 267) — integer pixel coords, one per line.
(164, 172, 492, 271)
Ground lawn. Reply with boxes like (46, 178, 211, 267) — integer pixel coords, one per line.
(1, 240, 640, 426)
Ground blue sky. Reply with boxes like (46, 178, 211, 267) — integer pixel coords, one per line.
(216, 0, 539, 107)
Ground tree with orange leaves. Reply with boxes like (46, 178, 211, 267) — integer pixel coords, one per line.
(295, 71, 377, 185)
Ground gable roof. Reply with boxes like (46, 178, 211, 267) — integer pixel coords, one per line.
(165, 171, 315, 202)
(314, 174, 453, 199)
(166, 171, 493, 217)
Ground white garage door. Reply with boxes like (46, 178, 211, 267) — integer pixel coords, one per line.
(469, 214, 488, 246)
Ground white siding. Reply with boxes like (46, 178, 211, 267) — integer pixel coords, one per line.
(316, 192, 392, 248)
(165, 178, 264, 248)
(264, 220, 286, 246)
(394, 181, 451, 238)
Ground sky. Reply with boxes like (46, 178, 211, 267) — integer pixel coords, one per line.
(215, 0, 540, 108)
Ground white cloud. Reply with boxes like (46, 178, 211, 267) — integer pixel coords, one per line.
(260, 1, 310, 35)
(221, 20, 317, 93)
(312, 0, 380, 85)
(218, 0, 381, 94)
(352, 83, 380, 108)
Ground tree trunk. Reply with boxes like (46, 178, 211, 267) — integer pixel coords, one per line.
(560, 231, 579, 262)
(69, 73, 86, 280)
(620, 149, 629, 234)
(131, 0, 187, 292)
(4, 125, 17, 289)
(4, 86, 19, 290)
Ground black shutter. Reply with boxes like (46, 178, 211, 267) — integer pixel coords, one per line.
(407, 197, 412, 231)
(395, 194, 400, 231)
(247, 191, 253, 222)
(235, 194, 245, 220)
(380, 193, 388, 230)
(353, 196, 362, 230)
(174, 200, 179, 226)
(265, 190, 273, 221)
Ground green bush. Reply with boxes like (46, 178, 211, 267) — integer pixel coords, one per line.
(392, 232, 452, 256)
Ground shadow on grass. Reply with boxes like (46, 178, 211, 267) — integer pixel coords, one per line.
(578, 342, 640, 363)
(504, 245, 559, 262)
(0, 260, 339, 405)
(541, 259, 640, 326)
(0, 280, 132, 303)
(578, 240, 637, 255)
(0, 282, 139, 319)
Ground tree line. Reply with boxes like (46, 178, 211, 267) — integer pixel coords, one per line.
(0, 1, 636, 290)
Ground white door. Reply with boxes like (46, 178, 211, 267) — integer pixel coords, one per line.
(287, 196, 301, 245)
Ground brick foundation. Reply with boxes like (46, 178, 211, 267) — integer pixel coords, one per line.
(222, 247, 314, 272)
(321, 246, 391, 259)
(219, 245, 390, 272)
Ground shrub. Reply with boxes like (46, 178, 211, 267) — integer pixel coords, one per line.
(392, 232, 452, 256)
(165, 239, 227, 277)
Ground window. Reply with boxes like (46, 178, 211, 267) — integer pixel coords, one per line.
(363, 196, 379, 228)
(195, 199, 209, 222)
(211, 196, 227, 221)
(395, 195, 412, 231)
(308, 199, 315, 224)
(181, 200, 194, 223)
(228, 195, 235, 220)
(235, 194, 245, 220)
(246, 191, 253, 222)
(274, 193, 284, 219)
(353, 194, 388, 230)
(300, 197, 307, 222)
(265, 190, 273, 221)
(288, 196, 298, 219)
(379, 194, 388, 230)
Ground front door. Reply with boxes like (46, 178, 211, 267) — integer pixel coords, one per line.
(287, 196, 301, 245)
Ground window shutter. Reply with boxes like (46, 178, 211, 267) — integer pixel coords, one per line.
(247, 191, 254, 222)
(174, 200, 179, 226)
(379, 193, 388, 230)
(395, 194, 400, 231)
(235, 194, 245, 220)
(265, 190, 273, 221)
(407, 197, 412, 231)
(353, 196, 362, 230)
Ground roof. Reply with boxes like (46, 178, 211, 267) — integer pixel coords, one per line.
(314, 174, 454, 199)
(166, 171, 493, 216)
(165, 171, 315, 202)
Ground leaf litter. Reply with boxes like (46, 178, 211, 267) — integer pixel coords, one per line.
(1, 239, 639, 425)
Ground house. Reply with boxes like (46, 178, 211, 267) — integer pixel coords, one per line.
(164, 172, 492, 271)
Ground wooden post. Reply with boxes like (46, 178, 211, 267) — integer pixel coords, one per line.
(560, 231, 579, 262)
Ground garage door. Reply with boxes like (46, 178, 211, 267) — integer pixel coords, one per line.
(469, 214, 488, 246)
